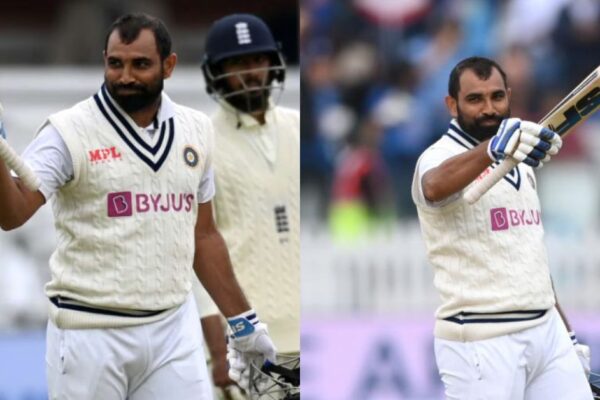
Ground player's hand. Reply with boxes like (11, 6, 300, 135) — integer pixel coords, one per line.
(511, 121, 562, 168)
(575, 344, 591, 377)
(488, 119, 562, 167)
(212, 355, 236, 388)
(487, 118, 523, 162)
(226, 310, 277, 389)
(571, 331, 591, 377)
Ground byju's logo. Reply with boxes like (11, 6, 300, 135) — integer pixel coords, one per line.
(107, 191, 194, 218)
(490, 207, 541, 231)
(107, 192, 133, 217)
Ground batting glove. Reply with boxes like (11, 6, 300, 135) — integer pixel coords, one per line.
(571, 331, 591, 378)
(511, 121, 562, 168)
(488, 119, 562, 168)
(487, 118, 522, 163)
(226, 310, 277, 389)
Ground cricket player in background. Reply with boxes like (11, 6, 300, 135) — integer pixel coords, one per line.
(194, 13, 300, 399)
(0, 13, 276, 399)
(411, 56, 593, 399)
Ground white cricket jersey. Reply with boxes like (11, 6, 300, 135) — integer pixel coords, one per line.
(412, 120, 555, 342)
(207, 105, 300, 353)
(31, 86, 216, 329)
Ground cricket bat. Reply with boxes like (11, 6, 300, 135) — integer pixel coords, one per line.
(464, 65, 600, 204)
(0, 104, 41, 191)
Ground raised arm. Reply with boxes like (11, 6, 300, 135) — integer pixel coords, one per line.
(0, 146, 45, 230)
(422, 140, 491, 203)
(423, 119, 561, 203)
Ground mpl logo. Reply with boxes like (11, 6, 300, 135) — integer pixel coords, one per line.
(89, 146, 122, 164)
(490, 207, 541, 231)
(107, 191, 195, 218)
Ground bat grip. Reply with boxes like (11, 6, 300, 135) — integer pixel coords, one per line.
(463, 158, 518, 204)
(0, 137, 41, 191)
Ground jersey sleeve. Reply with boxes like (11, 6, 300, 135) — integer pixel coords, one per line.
(412, 145, 461, 208)
(196, 165, 215, 204)
(21, 123, 74, 200)
(196, 118, 216, 204)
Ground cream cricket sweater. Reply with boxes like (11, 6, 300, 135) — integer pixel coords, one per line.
(208, 105, 300, 353)
(44, 86, 214, 329)
(412, 121, 555, 341)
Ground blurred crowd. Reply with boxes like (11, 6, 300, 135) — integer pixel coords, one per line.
(300, 0, 600, 237)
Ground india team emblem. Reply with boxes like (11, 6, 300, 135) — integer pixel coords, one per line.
(183, 146, 199, 168)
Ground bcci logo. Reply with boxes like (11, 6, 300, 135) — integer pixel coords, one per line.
(183, 146, 199, 168)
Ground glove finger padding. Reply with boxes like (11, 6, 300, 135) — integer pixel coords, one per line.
(519, 130, 549, 149)
(520, 121, 563, 152)
(570, 332, 591, 378)
(575, 343, 591, 378)
(226, 310, 278, 389)
(227, 349, 247, 382)
(229, 323, 277, 363)
(509, 124, 562, 168)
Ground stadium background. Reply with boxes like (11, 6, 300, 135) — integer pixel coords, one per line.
(0, 1, 298, 399)
(301, 0, 600, 399)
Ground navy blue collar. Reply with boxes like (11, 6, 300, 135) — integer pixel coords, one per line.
(443, 119, 522, 191)
(444, 119, 480, 150)
(93, 85, 175, 172)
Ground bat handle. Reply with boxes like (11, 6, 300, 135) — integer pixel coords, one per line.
(463, 158, 518, 204)
(0, 137, 41, 192)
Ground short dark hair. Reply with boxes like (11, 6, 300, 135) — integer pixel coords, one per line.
(104, 13, 172, 60)
(448, 57, 508, 99)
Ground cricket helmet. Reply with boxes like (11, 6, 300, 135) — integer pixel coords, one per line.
(248, 354, 300, 400)
(201, 14, 285, 113)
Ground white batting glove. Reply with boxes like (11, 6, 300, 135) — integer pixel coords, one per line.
(226, 310, 277, 389)
(488, 119, 562, 168)
(570, 331, 591, 378)
(511, 121, 562, 168)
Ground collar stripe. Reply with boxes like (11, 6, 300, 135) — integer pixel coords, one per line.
(448, 123, 479, 147)
(445, 120, 522, 191)
(100, 86, 164, 156)
(154, 118, 175, 172)
(93, 92, 175, 173)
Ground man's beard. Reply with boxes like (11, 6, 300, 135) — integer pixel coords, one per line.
(225, 89, 270, 113)
(457, 106, 510, 141)
(222, 77, 270, 114)
(105, 77, 163, 113)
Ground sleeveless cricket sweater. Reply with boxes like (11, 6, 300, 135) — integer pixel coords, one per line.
(412, 122, 555, 341)
(44, 86, 214, 329)
(210, 106, 300, 353)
